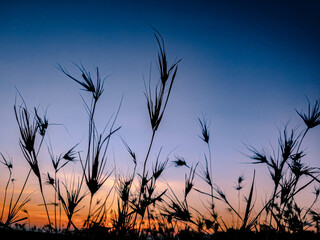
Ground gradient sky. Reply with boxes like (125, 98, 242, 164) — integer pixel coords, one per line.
(0, 0, 320, 226)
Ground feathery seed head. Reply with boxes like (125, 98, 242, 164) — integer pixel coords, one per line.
(62, 145, 77, 162)
(279, 128, 297, 162)
(184, 163, 198, 199)
(313, 186, 320, 198)
(58, 64, 105, 101)
(235, 175, 245, 191)
(198, 117, 210, 144)
(144, 30, 181, 132)
(46, 173, 55, 186)
(296, 98, 320, 129)
(153, 157, 168, 180)
(15, 106, 38, 154)
(0, 153, 13, 171)
(34, 108, 48, 136)
(173, 156, 188, 167)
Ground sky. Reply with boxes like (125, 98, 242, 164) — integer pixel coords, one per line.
(0, 0, 320, 226)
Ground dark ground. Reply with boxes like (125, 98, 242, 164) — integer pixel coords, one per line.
(1, 228, 320, 240)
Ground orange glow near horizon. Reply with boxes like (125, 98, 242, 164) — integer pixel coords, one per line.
(0, 172, 318, 230)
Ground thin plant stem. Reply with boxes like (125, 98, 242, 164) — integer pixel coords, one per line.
(36, 135, 45, 157)
(11, 169, 32, 212)
(237, 190, 241, 229)
(303, 196, 318, 220)
(133, 130, 156, 228)
(296, 128, 309, 154)
(54, 172, 57, 232)
(269, 182, 279, 227)
(142, 130, 156, 180)
(86, 194, 94, 227)
(207, 143, 212, 182)
(59, 198, 62, 232)
(207, 142, 215, 214)
(0, 170, 12, 221)
(39, 183, 51, 227)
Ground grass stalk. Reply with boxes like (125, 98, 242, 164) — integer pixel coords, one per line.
(0, 154, 13, 222)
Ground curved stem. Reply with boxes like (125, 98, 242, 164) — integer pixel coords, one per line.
(0, 171, 11, 222)
(303, 196, 318, 220)
(142, 131, 156, 179)
(297, 128, 309, 153)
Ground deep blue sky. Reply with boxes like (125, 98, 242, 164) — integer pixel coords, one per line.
(0, 0, 319, 202)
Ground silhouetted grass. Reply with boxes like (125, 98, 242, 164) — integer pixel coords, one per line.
(0, 31, 319, 240)
(14, 99, 51, 227)
(59, 63, 121, 228)
(0, 153, 12, 222)
(47, 142, 78, 232)
(245, 99, 320, 232)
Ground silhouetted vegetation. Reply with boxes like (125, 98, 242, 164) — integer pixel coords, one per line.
(0, 31, 319, 240)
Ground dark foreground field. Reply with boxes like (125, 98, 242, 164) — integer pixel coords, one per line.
(1, 228, 320, 240)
